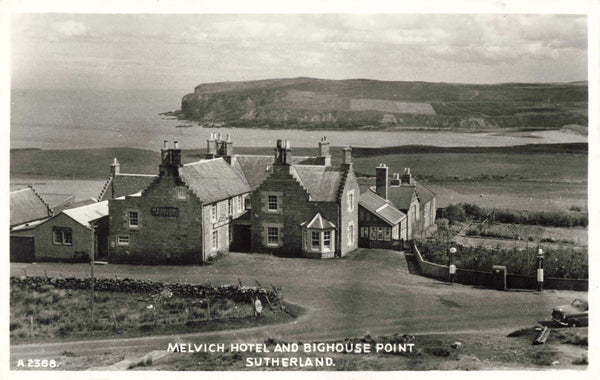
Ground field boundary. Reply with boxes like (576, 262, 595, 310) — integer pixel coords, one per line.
(408, 244, 588, 291)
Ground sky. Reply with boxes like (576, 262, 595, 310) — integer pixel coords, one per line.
(10, 13, 589, 91)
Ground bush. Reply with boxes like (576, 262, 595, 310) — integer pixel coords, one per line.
(445, 204, 466, 224)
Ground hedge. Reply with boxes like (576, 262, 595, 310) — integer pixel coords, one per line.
(10, 276, 280, 304)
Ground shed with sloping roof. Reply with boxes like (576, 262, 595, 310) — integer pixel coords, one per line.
(10, 201, 109, 262)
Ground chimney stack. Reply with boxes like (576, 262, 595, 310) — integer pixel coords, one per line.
(401, 168, 413, 185)
(206, 132, 217, 158)
(376, 163, 389, 200)
(110, 157, 120, 176)
(390, 173, 401, 186)
(342, 146, 352, 166)
(318, 136, 331, 166)
(274, 139, 291, 164)
(160, 140, 182, 177)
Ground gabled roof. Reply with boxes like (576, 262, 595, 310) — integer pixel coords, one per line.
(10, 188, 51, 226)
(230, 155, 274, 190)
(416, 183, 436, 204)
(98, 174, 157, 201)
(230, 154, 323, 190)
(179, 158, 252, 204)
(359, 189, 406, 226)
(387, 185, 418, 211)
(63, 200, 109, 228)
(300, 213, 336, 230)
(290, 165, 344, 202)
(41, 193, 75, 213)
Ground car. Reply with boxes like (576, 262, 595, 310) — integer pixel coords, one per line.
(552, 298, 588, 327)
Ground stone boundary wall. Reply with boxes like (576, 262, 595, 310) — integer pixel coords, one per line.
(411, 244, 587, 291)
(10, 276, 280, 303)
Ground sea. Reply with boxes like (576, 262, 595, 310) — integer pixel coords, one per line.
(9, 88, 588, 152)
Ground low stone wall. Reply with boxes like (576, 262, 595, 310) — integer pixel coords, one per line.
(10, 276, 280, 303)
(411, 244, 587, 291)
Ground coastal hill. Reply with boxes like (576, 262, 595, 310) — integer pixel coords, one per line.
(178, 77, 587, 131)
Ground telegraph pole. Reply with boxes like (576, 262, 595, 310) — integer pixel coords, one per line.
(536, 248, 544, 292)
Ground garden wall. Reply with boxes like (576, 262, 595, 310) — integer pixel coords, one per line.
(10, 276, 280, 304)
(410, 245, 587, 291)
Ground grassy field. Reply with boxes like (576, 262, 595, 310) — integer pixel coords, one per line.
(10, 283, 296, 343)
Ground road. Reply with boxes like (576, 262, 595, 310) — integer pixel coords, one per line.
(9, 250, 582, 370)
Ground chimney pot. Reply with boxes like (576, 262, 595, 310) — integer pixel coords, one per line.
(163, 140, 168, 149)
(174, 141, 179, 149)
(227, 133, 232, 143)
(217, 132, 222, 141)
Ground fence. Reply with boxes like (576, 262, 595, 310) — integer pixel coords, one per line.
(409, 244, 587, 291)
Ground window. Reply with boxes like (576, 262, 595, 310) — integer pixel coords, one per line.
(212, 230, 218, 249)
(377, 227, 384, 240)
(323, 231, 331, 249)
(211, 204, 218, 221)
(347, 190, 355, 211)
(348, 223, 354, 246)
(370, 226, 377, 240)
(229, 224, 233, 243)
(177, 187, 186, 199)
(237, 196, 243, 211)
(267, 227, 279, 246)
(117, 235, 129, 246)
(303, 230, 308, 249)
(384, 227, 391, 241)
(311, 231, 320, 249)
(268, 195, 278, 212)
(129, 211, 139, 228)
(53, 228, 72, 246)
(228, 199, 232, 215)
(361, 227, 369, 238)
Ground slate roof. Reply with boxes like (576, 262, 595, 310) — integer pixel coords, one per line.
(230, 155, 274, 190)
(387, 185, 418, 211)
(40, 193, 75, 213)
(359, 189, 406, 226)
(10, 188, 51, 226)
(416, 183, 436, 204)
(98, 174, 157, 201)
(63, 201, 109, 228)
(300, 213, 336, 229)
(179, 158, 252, 204)
(290, 165, 344, 202)
(230, 154, 323, 190)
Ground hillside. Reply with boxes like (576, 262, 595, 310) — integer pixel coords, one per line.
(178, 77, 587, 131)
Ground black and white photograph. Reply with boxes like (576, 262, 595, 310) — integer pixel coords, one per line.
(3, 0, 598, 377)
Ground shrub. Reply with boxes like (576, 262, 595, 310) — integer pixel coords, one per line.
(445, 204, 466, 224)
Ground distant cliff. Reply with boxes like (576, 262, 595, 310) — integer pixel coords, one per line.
(179, 77, 587, 130)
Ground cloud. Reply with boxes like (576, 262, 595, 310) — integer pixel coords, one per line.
(51, 21, 89, 37)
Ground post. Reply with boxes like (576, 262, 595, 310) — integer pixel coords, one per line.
(449, 247, 457, 284)
(90, 225, 96, 322)
(537, 248, 544, 291)
(473, 257, 479, 286)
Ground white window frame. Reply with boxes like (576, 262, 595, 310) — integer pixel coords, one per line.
(267, 195, 278, 212)
(212, 230, 219, 250)
(347, 190, 355, 212)
(311, 231, 320, 249)
(323, 231, 332, 249)
(228, 199, 232, 215)
(211, 203, 218, 221)
(177, 187, 187, 200)
(267, 227, 279, 246)
(117, 235, 129, 246)
(129, 211, 139, 228)
(348, 222, 355, 246)
(53, 229, 73, 246)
